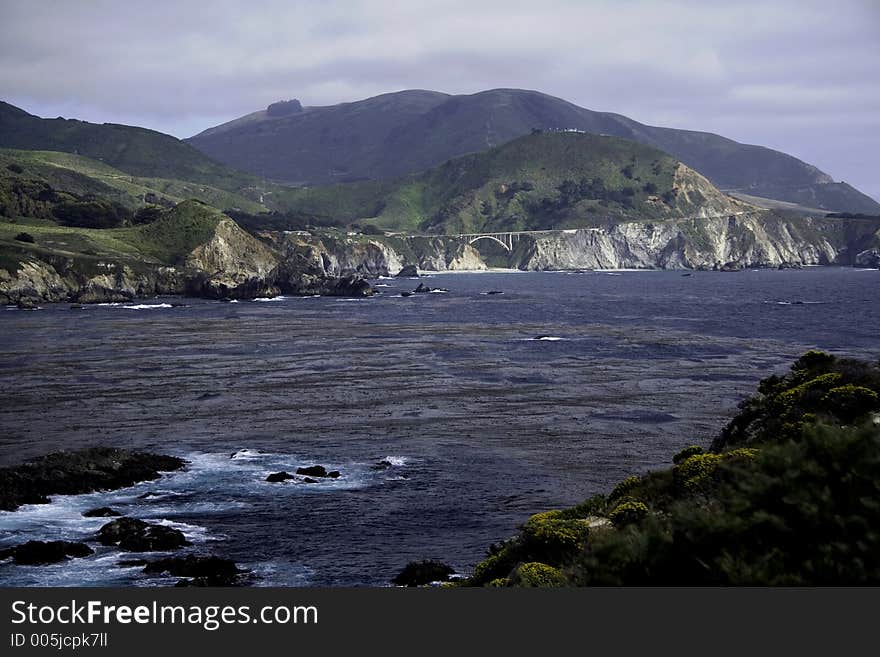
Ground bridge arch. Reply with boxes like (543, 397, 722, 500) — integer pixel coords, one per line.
(468, 235, 512, 252)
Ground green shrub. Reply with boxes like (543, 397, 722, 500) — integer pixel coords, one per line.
(520, 511, 590, 562)
(674, 453, 723, 491)
(822, 385, 879, 423)
(608, 500, 649, 527)
(774, 373, 843, 407)
(471, 551, 517, 586)
(6, 163, 24, 174)
(792, 350, 836, 372)
(512, 562, 567, 587)
(53, 199, 131, 228)
(609, 475, 641, 501)
(359, 223, 385, 235)
(133, 205, 164, 225)
(557, 494, 607, 519)
(673, 445, 704, 464)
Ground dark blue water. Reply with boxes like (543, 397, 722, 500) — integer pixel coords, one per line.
(0, 267, 878, 586)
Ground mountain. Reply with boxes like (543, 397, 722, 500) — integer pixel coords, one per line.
(266, 130, 754, 233)
(0, 101, 256, 192)
(187, 89, 880, 214)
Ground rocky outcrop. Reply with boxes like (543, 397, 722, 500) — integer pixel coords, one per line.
(185, 217, 281, 299)
(0, 214, 376, 304)
(143, 554, 244, 586)
(97, 517, 189, 552)
(515, 213, 841, 271)
(392, 560, 455, 586)
(83, 507, 122, 518)
(295, 465, 341, 478)
(0, 447, 186, 512)
(0, 540, 94, 565)
(266, 471, 295, 482)
(855, 249, 880, 268)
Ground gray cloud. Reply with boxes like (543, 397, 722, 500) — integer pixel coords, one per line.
(1, 0, 878, 199)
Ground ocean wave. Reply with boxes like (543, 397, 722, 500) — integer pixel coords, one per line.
(253, 296, 286, 302)
(123, 304, 174, 310)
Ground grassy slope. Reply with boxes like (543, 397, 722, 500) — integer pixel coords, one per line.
(0, 200, 223, 271)
(269, 132, 701, 233)
(0, 149, 266, 213)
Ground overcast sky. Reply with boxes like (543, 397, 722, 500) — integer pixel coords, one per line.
(2, 0, 878, 200)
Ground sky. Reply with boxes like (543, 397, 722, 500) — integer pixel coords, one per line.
(1, 0, 878, 201)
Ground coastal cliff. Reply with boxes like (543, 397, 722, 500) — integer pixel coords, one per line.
(279, 213, 879, 275)
(0, 201, 375, 304)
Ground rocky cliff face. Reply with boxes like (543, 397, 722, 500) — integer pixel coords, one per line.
(515, 213, 841, 271)
(0, 214, 375, 305)
(185, 216, 282, 299)
(288, 213, 876, 275)
(3, 209, 875, 306)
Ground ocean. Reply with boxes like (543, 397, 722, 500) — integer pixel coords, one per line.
(1, 267, 878, 585)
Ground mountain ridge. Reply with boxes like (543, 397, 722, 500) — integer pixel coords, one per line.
(186, 88, 880, 214)
(0, 101, 257, 192)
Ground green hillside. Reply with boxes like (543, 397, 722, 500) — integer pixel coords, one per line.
(0, 149, 266, 221)
(0, 199, 224, 273)
(0, 101, 260, 193)
(269, 131, 743, 233)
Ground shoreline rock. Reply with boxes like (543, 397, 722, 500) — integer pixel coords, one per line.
(97, 517, 189, 552)
(0, 447, 186, 512)
(0, 540, 94, 566)
(143, 554, 244, 587)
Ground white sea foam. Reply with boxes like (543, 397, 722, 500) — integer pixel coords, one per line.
(253, 296, 286, 302)
(382, 456, 408, 466)
(123, 304, 174, 310)
(532, 336, 565, 341)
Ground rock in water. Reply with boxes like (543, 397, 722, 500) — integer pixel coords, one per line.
(82, 506, 122, 518)
(143, 555, 243, 586)
(97, 518, 189, 552)
(855, 249, 880, 268)
(296, 465, 327, 477)
(0, 447, 187, 512)
(0, 540, 94, 565)
(413, 283, 448, 294)
(395, 264, 419, 278)
(392, 560, 455, 586)
(266, 471, 295, 482)
(326, 275, 375, 297)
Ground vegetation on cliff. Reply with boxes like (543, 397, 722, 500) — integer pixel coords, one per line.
(465, 351, 880, 586)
